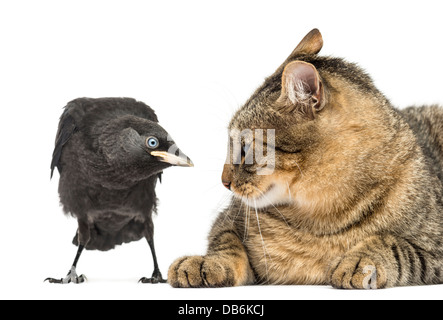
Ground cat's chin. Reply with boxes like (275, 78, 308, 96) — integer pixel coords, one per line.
(237, 183, 292, 209)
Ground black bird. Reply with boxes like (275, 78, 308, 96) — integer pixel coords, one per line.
(46, 97, 193, 284)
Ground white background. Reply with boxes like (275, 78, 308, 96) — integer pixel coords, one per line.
(1, 0, 442, 300)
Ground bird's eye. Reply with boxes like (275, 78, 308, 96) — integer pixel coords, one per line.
(146, 137, 159, 149)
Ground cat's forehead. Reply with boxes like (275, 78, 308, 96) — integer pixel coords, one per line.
(229, 106, 264, 131)
(229, 110, 272, 137)
(229, 105, 283, 145)
(229, 91, 282, 130)
(229, 127, 253, 144)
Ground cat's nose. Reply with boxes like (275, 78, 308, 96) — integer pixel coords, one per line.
(222, 180, 231, 190)
(222, 164, 233, 191)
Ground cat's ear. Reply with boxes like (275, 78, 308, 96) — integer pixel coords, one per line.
(285, 29, 323, 62)
(277, 61, 325, 116)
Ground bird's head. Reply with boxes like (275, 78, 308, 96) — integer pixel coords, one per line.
(100, 115, 193, 179)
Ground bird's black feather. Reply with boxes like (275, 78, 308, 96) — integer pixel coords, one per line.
(51, 97, 181, 251)
(50, 111, 77, 178)
(47, 97, 191, 283)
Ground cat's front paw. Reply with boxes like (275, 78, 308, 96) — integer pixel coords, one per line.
(168, 256, 234, 288)
(329, 254, 387, 289)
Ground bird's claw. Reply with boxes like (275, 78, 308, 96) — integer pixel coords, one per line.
(45, 266, 87, 284)
(139, 270, 167, 284)
(139, 277, 167, 284)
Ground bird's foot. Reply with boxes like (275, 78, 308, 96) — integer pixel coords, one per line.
(45, 266, 87, 284)
(139, 269, 167, 284)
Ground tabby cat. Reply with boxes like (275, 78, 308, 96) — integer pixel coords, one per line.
(168, 29, 443, 289)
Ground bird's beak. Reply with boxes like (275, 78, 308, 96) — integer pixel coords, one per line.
(150, 151, 194, 167)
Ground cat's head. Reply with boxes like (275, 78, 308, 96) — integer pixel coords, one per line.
(222, 29, 392, 211)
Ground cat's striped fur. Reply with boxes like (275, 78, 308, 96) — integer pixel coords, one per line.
(168, 29, 443, 289)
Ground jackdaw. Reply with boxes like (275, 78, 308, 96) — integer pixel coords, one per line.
(46, 97, 193, 284)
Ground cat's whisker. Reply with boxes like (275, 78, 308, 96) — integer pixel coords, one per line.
(243, 196, 252, 243)
(220, 194, 235, 224)
(227, 198, 238, 224)
(247, 205, 251, 242)
(202, 182, 225, 194)
(223, 190, 246, 226)
(294, 160, 304, 178)
(243, 196, 249, 243)
(231, 196, 244, 227)
(286, 182, 293, 201)
(216, 196, 231, 215)
(254, 199, 270, 283)
(253, 186, 291, 231)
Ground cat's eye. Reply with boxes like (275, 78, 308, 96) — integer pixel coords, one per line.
(146, 137, 159, 149)
(276, 146, 302, 154)
(243, 143, 251, 155)
(241, 143, 254, 166)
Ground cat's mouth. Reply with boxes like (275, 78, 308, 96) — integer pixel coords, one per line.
(255, 183, 276, 200)
(235, 183, 289, 209)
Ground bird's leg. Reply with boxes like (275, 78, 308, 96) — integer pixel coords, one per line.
(45, 219, 89, 284)
(45, 245, 87, 284)
(139, 238, 167, 284)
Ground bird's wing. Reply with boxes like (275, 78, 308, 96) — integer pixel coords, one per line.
(50, 109, 78, 178)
